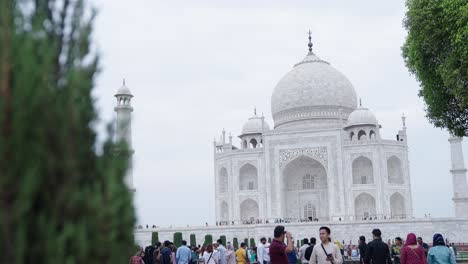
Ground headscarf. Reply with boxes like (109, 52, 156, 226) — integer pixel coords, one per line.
(334, 240, 343, 250)
(433, 233, 445, 246)
(404, 233, 417, 246)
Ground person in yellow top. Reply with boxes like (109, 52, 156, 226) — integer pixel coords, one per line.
(236, 243, 248, 264)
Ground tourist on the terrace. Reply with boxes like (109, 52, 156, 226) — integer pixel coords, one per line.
(416, 237, 429, 257)
(203, 244, 217, 264)
(257, 237, 270, 264)
(227, 244, 237, 264)
(358, 236, 367, 264)
(309, 226, 342, 264)
(304, 237, 316, 262)
(129, 249, 145, 264)
(160, 241, 173, 264)
(401, 233, 426, 264)
(364, 229, 392, 264)
(176, 241, 192, 264)
(269, 226, 294, 264)
(190, 246, 199, 264)
(236, 242, 248, 264)
(299, 238, 310, 264)
(391, 237, 403, 264)
(217, 239, 227, 264)
(427, 234, 455, 264)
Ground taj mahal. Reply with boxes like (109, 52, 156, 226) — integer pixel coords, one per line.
(129, 34, 468, 246)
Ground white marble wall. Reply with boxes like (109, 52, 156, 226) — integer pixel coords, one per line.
(134, 218, 468, 247)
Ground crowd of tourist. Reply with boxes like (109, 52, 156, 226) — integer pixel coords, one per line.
(130, 226, 459, 264)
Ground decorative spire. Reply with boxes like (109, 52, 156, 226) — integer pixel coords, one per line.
(359, 97, 362, 107)
(123, 78, 126, 86)
(254, 107, 257, 116)
(402, 113, 406, 128)
(308, 30, 313, 53)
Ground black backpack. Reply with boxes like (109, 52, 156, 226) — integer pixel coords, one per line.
(305, 245, 315, 261)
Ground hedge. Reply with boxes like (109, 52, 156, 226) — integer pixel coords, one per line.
(220, 235, 227, 246)
(204, 234, 213, 246)
(174, 232, 183, 247)
(250, 238, 255, 247)
(190, 234, 196, 247)
(152, 232, 159, 245)
(233, 238, 239, 249)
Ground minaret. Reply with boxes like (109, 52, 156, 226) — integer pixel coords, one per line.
(114, 79, 135, 191)
(448, 136, 468, 218)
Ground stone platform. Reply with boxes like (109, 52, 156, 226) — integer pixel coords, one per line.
(134, 217, 468, 246)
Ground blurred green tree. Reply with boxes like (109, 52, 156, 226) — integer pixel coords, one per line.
(0, 0, 135, 262)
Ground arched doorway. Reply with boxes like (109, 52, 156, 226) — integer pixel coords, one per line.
(352, 156, 374, 184)
(354, 193, 376, 220)
(390, 193, 405, 219)
(282, 155, 328, 220)
(239, 163, 258, 190)
(240, 199, 259, 222)
(387, 156, 404, 184)
(219, 167, 228, 193)
(220, 201, 229, 222)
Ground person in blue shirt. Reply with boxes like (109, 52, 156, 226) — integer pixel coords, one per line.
(287, 247, 297, 264)
(176, 240, 192, 264)
(427, 234, 456, 264)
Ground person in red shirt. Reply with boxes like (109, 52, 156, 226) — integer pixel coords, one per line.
(269, 226, 294, 264)
(130, 249, 145, 264)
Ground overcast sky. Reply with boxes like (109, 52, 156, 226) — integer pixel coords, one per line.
(92, 0, 467, 227)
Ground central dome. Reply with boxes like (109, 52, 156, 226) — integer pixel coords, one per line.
(271, 51, 357, 129)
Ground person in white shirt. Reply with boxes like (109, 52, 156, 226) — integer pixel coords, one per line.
(257, 237, 270, 264)
(309, 227, 343, 264)
(299, 238, 310, 264)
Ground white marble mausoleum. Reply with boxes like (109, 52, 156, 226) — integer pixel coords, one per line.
(127, 34, 468, 246)
(213, 36, 414, 224)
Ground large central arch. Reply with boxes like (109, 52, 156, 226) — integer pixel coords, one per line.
(240, 199, 259, 221)
(282, 155, 328, 220)
(354, 193, 376, 219)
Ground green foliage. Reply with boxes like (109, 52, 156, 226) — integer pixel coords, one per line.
(190, 234, 196, 247)
(233, 238, 239, 249)
(220, 235, 227, 246)
(250, 238, 255, 247)
(244, 238, 249, 246)
(268, 238, 272, 243)
(174, 232, 183, 247)
(297, 240, 300, 248)
(152, 232, 160, 245)
(0, 1, 135, 263)
(204, 234, 213, 246)
(402, 0, 468, 136)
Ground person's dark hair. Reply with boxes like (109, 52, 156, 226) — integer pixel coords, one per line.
(359, 236, 366, 242)
(319, 226, 331, 235)
(372, 229, 382, 238)
(206, 243, 214, 253)
(164, 240, 171, 247)
(395, 237, 402, 242)
(417, 237, 423, 240)
(156, 242, 162, 247)
(274, 226, 285, 238)
(260, 237, 266, 242)
(217, 239, 223, 245)
(310, 237, 316, 244)
(303, 238, 309, 244)
(182, 240, 187, 245)
(240, 242, 246, 248)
